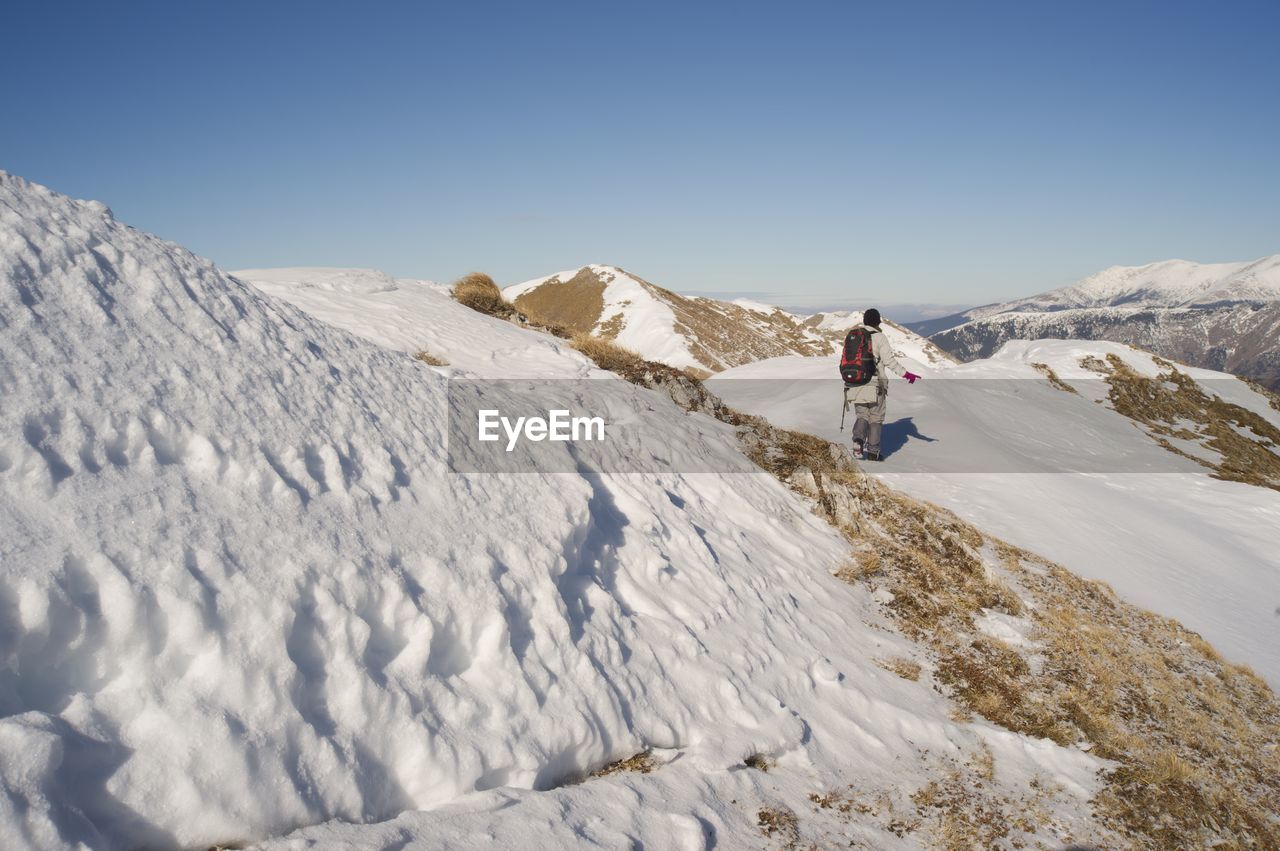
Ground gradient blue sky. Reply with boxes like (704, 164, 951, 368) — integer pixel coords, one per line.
(3, 0, 1277, 306)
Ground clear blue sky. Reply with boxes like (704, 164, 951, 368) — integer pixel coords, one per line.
(3, 0, 1277, 306)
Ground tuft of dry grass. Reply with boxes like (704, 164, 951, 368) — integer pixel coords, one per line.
(589, 750, 657, 779)
(744, 753, 772, 772)
(1031, 362, 1079, 394)
(570, 333, 648, 377)
(876, 656, 923, 681)
(413, 350, 448, 366)
(1079, 354, 1109, 374)
(451, 272, 515, 319)
(757, 806, 801, 846)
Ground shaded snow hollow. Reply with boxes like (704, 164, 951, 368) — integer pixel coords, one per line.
(0, 175, 1113, 849)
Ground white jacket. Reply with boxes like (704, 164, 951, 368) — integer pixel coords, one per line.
(844, 324, 907, 405)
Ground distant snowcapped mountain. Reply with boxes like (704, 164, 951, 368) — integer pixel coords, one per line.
(916, 255, 1280, 389)
(504, 264, 953, 373)
(994, 255, 1280, 312)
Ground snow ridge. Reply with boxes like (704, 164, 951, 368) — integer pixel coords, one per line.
(984, 254, 1280, 314)
(0, 174, 1105, 849)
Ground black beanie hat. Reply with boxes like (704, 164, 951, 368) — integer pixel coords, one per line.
(863, 308, 881, 327)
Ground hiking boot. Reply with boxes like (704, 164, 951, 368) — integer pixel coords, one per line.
(865, 450, 882, 462)
(851, 438, 865, 460)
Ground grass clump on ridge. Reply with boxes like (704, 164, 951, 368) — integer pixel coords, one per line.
(413, 350, 448, 366)
(451, 271, 575, 338)
(570, 333, 646, 377)
(589, 750, 656, 779)
(451, 272, 515, 319)
(1031, 362, 1079, 394)
(569, 333, 712, 387)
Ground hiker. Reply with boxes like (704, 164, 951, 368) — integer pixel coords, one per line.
(839, 308, 920, 461)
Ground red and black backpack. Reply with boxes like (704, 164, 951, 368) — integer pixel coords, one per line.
(839, 328, 877, 386)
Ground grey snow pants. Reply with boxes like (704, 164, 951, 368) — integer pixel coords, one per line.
(850, 385, 887, 454)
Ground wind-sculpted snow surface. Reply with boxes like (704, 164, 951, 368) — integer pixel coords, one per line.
(0, 175, 1109, 849)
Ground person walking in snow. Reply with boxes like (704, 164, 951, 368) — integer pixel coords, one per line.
(840, 308, 920, 461)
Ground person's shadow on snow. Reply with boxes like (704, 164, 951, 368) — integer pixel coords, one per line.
(880, 417, 937, 457)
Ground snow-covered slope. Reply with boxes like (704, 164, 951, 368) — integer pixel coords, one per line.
(710, 343, 1280, 689)
(233, 266, 586, 377)
(1, 176, 1112, 849)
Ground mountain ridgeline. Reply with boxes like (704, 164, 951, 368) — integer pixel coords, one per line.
(503, 264, 955, 374)
(912, 255, 1280, 389)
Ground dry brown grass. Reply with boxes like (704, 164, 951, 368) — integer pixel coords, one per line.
(744, 753, 772, 772)
(570, 333, 647, 377)
(451, 272, 515, 319)
(1096, 353, 1280, 491)
(567, 335, 728, 421)
(589, 750, 657, 778)
(1005, 546, 1280, 847)
(808, 750, 1075, 849)
(1031, 362, 1079, 394)
(757, 806, 801, 846)
(876, 656, 923, 681)
(413, 350, 448, 366)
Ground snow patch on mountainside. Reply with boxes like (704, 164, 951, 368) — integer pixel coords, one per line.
(235, 267, 587, 378)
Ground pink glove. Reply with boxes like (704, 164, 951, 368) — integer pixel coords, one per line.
(902, 371, 921, 384)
